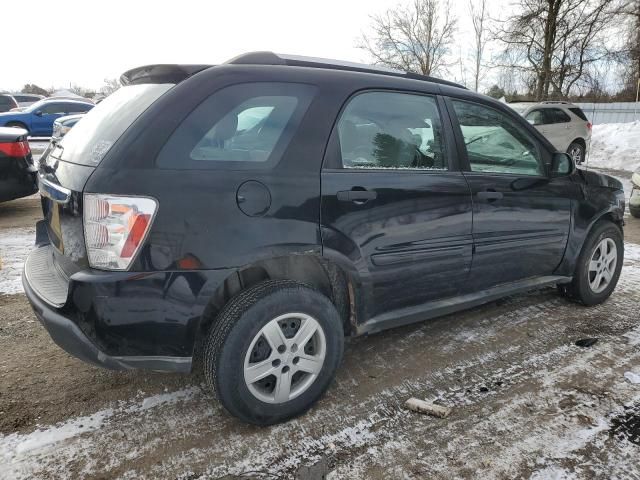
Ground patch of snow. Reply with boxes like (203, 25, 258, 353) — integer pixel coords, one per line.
(0, 409, 112, 460)
(588, 121, 640, 172)
(0, 228, 35, 294)
(0, 386, 200, 478)
(530, 466, 577, 480)
(624, 371, 640, 384)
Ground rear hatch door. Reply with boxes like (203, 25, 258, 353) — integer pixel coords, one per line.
(38, 82, 176, 272)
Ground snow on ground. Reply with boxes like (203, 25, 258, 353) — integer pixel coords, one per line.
(1, 242, 639, 479)
(0, 227, 34, 294)
(588, 121, 640, 172)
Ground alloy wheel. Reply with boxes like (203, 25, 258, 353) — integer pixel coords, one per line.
(243, 313, 326, 404)
(588, 238, 617, 294)
(570, 146, 583, 164)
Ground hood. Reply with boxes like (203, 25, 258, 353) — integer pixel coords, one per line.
(578, 168, 623, 190)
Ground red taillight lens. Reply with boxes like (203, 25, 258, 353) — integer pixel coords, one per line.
(0, 141, 30, 157)
(121, 213, 151, 258)
(587, 122, 592, 131)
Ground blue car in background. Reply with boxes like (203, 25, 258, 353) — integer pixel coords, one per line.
(0, 98, 93, 136)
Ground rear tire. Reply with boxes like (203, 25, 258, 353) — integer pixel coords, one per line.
(559, 221, 623, 306)
(203, 280, 344, 425)
(5, 122, 29, 134)
(567, 142, 585, 164)
(630, 205, 640, 219)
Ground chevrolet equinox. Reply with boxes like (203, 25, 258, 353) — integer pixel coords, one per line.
(24, 52, 626, 425)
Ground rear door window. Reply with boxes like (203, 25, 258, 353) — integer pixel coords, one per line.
(336, 91, 447, 170)
(157, 82, 316, 169)
(569, 107, 588, 121)
(547, 108, 571, 123)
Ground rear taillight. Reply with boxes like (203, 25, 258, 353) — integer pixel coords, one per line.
(0, 140, 30, 157)
(83, 194, 158, 270)
(587, 122, 592, 131)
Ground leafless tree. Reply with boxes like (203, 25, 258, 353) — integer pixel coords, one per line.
(358, 0, 458, 76)
(469, 0, 489, 91)
(496, 0, 623, 100)
(620, 0, 640, 96)
(100, 78, 121, 96)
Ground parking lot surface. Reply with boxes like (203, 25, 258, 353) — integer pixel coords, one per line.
(0, 170, 639, 479)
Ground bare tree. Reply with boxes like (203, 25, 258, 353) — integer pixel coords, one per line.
(100, 78, 121, 96)
(358, 0, 458, 76)
(496, 0, 622, 100)
(469, 0, 489, 91)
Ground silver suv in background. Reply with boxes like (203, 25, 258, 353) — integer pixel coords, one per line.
(509, 101, 591, 164)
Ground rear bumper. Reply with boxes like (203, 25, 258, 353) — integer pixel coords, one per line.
(20, 236, 227, 373)
(23, 267, 192, 372)
(23, 270, 191, 372)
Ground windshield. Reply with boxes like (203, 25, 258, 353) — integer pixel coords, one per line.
(56, 83, 174, 166)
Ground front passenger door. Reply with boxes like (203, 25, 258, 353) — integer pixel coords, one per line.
(449, 99, 573, 290)
(31, 102, 65, 136)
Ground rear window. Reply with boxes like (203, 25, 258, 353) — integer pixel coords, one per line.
(569, 107, 588, 121)
(0, 96, 15, 106)
(13, 95, 37, 102)
(56, 84, 173, 166)
(157, 82, 316, 169)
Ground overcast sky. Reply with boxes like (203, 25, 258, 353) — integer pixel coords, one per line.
(6, 0, 509, 92)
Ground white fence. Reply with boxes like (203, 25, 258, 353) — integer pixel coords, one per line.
(573, 102, 640, 125)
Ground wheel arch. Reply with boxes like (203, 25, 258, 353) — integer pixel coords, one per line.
(195, 254, 359, 353)
(569, 137, 586, 150)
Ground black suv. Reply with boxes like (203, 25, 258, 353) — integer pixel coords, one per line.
(24, 52, 625, 425)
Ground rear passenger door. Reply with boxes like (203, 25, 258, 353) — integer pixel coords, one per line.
(321, 91, 473, 320)
(448, 98, 573, 289)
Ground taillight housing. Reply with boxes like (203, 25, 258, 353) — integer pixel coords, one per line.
(587, 122, 592, 131)
(0, 140, 30, 158)
(83, 194, 158, 270)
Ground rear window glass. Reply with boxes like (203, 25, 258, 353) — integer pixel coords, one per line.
(13, 95, 37, 102)
(569, 107, 588, 121)
(157, 82, 316, 169)
(56, 84, 173, 166)
(0, 96, 15, 106)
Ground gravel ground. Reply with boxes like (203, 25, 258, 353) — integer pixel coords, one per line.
(0, 171, 639, 479)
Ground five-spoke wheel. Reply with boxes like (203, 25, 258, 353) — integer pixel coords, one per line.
(204, 280, 343, 425)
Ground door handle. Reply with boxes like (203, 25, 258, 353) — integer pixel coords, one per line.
(337, 189, 377, 203)
(477, 190, 503, 202)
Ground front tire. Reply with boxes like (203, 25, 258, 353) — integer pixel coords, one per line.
(559, 221, 623, 305)
(630, 205, 640, 219)
(203, 280, 344, 425)
(567, 142, 585, 164)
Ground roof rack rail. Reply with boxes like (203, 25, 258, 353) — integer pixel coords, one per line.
(226, 51, 466, 89)
(541, 100, 571, 104)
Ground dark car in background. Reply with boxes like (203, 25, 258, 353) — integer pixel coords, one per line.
(0, 99, 93, 136)
(24, 53, 626, 426)
(0, 94, 18, 113)
(0, 127, 37, 202)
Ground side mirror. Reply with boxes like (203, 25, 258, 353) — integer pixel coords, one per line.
(551, 152, 574, 177)
(34, 110, 43, 117)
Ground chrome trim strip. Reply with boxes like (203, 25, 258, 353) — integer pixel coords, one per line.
(38, 176, 72, 204)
